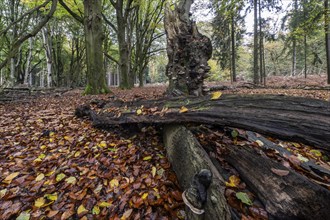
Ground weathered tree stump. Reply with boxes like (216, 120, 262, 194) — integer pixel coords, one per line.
(164, 0, 212, 96)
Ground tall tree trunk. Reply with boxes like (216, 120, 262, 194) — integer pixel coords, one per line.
(83, 0, 109, 94)
(325, 0, 330, 84)
(42, 26, 53, 88)
(292, 0, 298, 77)
(24, 37, 34, 85)
(304, 34, 307, 78)
(253, 0, 259, 84)
(231, 15, 236, 83)
(258, 0, 264, 84)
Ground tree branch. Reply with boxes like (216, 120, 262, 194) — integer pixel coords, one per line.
(0, 0, 58, 71)
(58, 0, 83, 24)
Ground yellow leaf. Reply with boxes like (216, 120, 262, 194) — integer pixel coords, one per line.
(40, 145, 47, 150)
(64, 136, 74, 143)
(49, 138, 54, 143)
(77, 204, 88, 215)
(35, 197, 45, 208)
(0, 189, 7, 199)
(65, 176, 77, 185)
(310, 149, 322, 157)
(45, 193, 58, 201)
(136, 109, 142, 115)
(92, 206, 100, 215)
(45, 170, 55, 177)
(49, 132, 55, 137)
(38, 154, 46, 159)
(35, 173, 45, 181)
(297, 154, 309, 162)
(56, 173, 66, 182)
(151, 167, 157, 177)
(211, 91, 222, 100)
(225, 175, 240, 188)
(33, 158, 42, 163)
(143, 156, 152, 161)
(99, 202, 112, 208)
(141, 192, 148, 200)
(110, 179, 119, 188)
(74, 151, 81, 157)
(99, 141, 107, 148)
(292, 142, 301, 148)
(3, 172, 20, 184)
(179, 106, 188, 113)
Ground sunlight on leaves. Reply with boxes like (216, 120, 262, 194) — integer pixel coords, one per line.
(236, 192, 253, 205)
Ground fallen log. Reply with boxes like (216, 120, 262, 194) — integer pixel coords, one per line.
(225, 145, 330, 219)
(84, 94, 330, 152)
(163, 125, 330, 219)
(163, 125, 231, 219)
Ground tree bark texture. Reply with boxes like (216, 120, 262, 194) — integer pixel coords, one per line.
(164, 0, 212, 96)
(84, 94, 330, 152)
(83, 0, 109, 94)
(163, 125, 231, 220)
(226, 144, 330, 219)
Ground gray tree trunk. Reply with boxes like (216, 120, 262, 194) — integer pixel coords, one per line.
(164, 0, 212, 96)
(83, 0, 109, 94)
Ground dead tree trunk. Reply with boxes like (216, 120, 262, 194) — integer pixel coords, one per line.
(164, 0, 212, 96)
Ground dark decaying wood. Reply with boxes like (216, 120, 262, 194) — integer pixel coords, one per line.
(226, 145, 330, 220)
(164, 0, 212, 96)
(163, 125, 231, 220)
(86, 94, 330, 152)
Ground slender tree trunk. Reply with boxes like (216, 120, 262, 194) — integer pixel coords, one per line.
(253, 0, 259, 84)
(24, 37, 33, 85)
(231, 15, 236, 82)
(304, 35, 307, 78)
(42, 26, 53, 88)
(258, 0, 264, 84)
(325, 0, 330, 84)
(83, 0, 109, 94)
(292, 0, 298, 77)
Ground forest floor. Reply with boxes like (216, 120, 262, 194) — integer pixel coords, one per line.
(0, 75, 329, 219)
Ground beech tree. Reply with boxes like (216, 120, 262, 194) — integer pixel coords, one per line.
(59, 0, 109, 94)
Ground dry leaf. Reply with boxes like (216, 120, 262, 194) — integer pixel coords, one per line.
(271, 168, 290, 176)
(179, 106, 188, 113)
(211, 91, 222, 100)
(3, 172, 20, 184)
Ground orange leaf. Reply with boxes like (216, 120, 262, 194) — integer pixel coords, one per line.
(225, 175, 240, 188)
